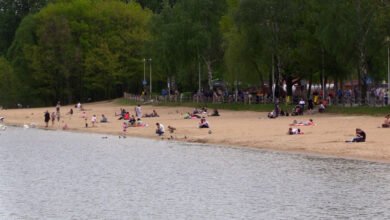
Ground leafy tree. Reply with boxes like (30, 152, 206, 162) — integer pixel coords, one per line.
(0, 57, 20, 107)
(8, 0, 151, 106)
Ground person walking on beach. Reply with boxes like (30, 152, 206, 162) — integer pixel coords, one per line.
(51, 112, 56, 126)
(44, 111, 50, 127)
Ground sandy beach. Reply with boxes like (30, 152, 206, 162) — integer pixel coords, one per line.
(1, 100, 389, 163)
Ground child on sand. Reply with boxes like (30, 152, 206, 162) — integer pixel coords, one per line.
(91, 115, 97, 127)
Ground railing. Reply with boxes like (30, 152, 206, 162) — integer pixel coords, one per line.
(123, 92, 389, 107)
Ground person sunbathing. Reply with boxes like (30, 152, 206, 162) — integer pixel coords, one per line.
(288, 127, 303, 135)
(290, 119, 314, 126)
(144, 109, 159, 118)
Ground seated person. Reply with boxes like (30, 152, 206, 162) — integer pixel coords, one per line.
(382, 114, 390, 128)
(288, 127, 303, 135)
(210, 109, 220, 116)
(135, 118, 146, 127)
(291, 105, 302, 116)
(346, 128, 366, 142)
(100, 114, 108, 123)
(199, 117, 209, 128)
(123, 112, 130, 120)
(155, 123, 165, 136)
(319, 103, 326, 113)
(128, 115, 136, 126)
(0, 116, 4, 123)
(168, 125, 176, 133)
(268, 111, 277, 119)
(183, 112, 191, 119)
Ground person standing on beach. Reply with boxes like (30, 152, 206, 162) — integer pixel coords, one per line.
(56, 101, 61, 114)
(135, 104, 142, 118)
(44, 111, 50, 127)
(51, 112, 56, 126)
(91, 115, 97, 127)
(55, 101, 61, 122)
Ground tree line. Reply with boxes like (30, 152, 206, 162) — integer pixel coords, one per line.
(0, 0, 389, 107)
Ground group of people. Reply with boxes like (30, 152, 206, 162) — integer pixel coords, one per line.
(287, 119, 314, 135)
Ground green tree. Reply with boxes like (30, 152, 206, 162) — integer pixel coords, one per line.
(8, 0, 151, 105)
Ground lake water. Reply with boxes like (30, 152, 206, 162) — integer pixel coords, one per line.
(0, 127, 389, 219)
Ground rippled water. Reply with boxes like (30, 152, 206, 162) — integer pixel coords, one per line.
(0, 127, 389, 219)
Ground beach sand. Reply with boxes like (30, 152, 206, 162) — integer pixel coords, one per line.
(1, 100, 389, 163)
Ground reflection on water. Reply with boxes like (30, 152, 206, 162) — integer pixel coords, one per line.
(0, 127, 389, 219)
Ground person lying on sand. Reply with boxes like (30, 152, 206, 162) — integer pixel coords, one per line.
(382, 114, 390, 128)
(144, 109, 159, 118)
(288, 127, 303, 135)
(289, 119, 314, 126)
(345, 128, 366, 143)
(183, 112, 201, 119)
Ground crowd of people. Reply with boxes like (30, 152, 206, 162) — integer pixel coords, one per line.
(36, 100, 390, 146)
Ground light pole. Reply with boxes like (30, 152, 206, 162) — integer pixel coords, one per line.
(387, 36, 390, 105)
(198, 59, 201, 103)
(143, 58, 146, 94)
(149, 58, 152, 100)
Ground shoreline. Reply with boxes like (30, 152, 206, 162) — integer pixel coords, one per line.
(3, 123, 388, 164)
(1, 101, 389, 163)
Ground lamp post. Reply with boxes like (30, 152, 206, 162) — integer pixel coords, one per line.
(143, 58, 146, 94)
(149, 58, 152, 100)
(387, 36, 390, 105)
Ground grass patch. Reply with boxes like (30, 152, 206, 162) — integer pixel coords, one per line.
(115, 98, 390, 115)
(115, 98, 274, 112)
(326, 105, 390, 116)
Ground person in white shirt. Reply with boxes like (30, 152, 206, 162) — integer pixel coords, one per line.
(155, 122, 165, 136)
(135, 104, 142, 118)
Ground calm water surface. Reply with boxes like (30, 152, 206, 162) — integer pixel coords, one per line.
(0, 127, 389, 219)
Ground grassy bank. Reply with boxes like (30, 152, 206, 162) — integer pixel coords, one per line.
(325, 105, 390, 116)
(116, 98, 389, 115)
(116, 98, 275, 112)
